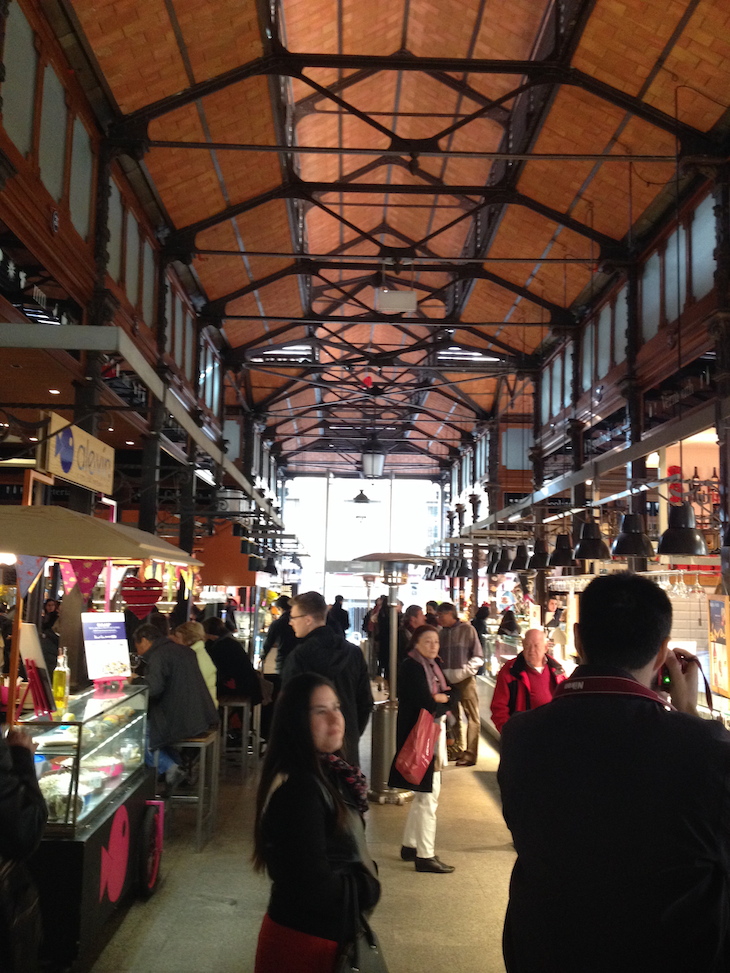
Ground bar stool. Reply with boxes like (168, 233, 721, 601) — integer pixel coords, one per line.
(219, 695, 261, 779)
(166, 728, 220, 851)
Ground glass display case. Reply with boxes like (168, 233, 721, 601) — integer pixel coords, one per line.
(19, 683, 148, 832)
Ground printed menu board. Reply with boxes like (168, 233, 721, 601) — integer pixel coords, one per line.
(81, 613, 131, 681)
(707, 596, 729, 698)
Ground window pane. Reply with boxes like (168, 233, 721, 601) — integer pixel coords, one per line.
(664, 226, 687, 322)
(614, 286, 628, 364)
(596, 305, 612, 378)
(125, 211, 140, 306)
(184, 313, 195, 382)
(691, 194, 715, 300)
(141, 239, 155, 325)
(541, 363, 551, 420)
(69, 118, 93, 239)
(108, 182, 123, 282)
(38, 65, 67, 202)
(641, 252, 661, 341)
(3, 2, 37, 155)
(581, 323, 594, 391)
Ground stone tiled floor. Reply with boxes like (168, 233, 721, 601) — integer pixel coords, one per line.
(90, 731, 514, 973)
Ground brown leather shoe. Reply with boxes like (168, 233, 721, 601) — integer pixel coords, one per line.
(455, 757, 476, 767)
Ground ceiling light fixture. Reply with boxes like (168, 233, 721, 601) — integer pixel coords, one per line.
(361, 432, 386, 478)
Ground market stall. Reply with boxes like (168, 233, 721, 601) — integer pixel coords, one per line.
(0, 501, 202, 970)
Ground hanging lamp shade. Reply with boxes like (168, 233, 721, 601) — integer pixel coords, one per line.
(495, 546, 514, 573)
(611, 513, 655, 557)
(486, 548, 501, 575)
(573, 521, 611, 560)
(434, 559, 448, 580)
(527, 538, 550, 570)
(361, 433, 386, 477)
(353, 489, 370, 504)
(657, 502, 708, 556)
(264, 556, 278, 575)
(456, 557, 472, 578)
(444, 557, 459, 577)
(549, 532, 575, 567)
(510, 543, 529, 571)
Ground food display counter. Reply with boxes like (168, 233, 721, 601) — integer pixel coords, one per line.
(20, 685, 162, 970)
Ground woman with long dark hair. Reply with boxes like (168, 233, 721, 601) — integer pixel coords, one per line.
(388, 625, 455, 874)
(253, 673, 382, 973)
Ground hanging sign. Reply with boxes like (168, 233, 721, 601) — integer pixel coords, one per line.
(44, 413, 114, 494)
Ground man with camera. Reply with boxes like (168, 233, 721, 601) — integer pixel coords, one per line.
(498, 572, 730, 973)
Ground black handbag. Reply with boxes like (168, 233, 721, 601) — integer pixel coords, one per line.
(335, 905, 388, 973)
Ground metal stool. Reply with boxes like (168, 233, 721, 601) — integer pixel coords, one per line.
(167, 728, 220, 851)
(219, 696, 261, 778)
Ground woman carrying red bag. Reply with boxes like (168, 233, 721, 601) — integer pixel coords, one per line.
(388, 625, 455, 874)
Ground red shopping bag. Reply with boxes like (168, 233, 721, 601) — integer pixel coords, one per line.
(394, 709, 440, 785)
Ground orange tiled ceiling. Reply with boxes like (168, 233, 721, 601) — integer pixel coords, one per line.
(59, 0, 730, 479)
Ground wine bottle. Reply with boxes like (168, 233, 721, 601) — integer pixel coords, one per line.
(711, 467, 721, 507)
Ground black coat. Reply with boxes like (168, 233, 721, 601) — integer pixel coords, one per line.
(206, 633, 262, 703)
(0, 738, 47, 861)
(282, 626, 373, 766)
(143, 636, 219, 750)
(498, 665, 730, 973)
(261, 770, 380, 943)
(263, 612, 298, 670)
(388, 656, 448, 793)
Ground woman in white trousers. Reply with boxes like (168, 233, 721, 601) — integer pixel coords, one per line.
(388, 625, 455, 874)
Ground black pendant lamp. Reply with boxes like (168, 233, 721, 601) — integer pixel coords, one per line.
(549, 532, 575, 567)
(611, 513, 655, 558)
(495, 546, 514, 573)
(434, 559, 448, 580)
(511, 543, 529, 571)
(456, 557, 472, 578)
(573, 521, 611, 560)
(486, 547, 501, 575)
(657, 502, 708, 556)
(527, 538, 550, 570)
(446, 557, 461, 577)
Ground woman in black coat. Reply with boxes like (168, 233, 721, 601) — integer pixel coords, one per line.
(253, 673, 381, 973)
(388, 625, 455, 874)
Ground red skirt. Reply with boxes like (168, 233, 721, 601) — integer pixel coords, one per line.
(254, 914, 339, 973)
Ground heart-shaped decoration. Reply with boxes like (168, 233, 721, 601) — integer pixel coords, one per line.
(121, 577, 163, 619)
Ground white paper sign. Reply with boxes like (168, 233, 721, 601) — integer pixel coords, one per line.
(81, 612, 131, 680)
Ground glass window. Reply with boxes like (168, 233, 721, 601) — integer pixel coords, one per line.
(614, 285, 628, 363)
(501, 428, 530, 470)
(563, 345, 573, 410)
(38, 65, 67, 202)
(541, 363, 551, 420)
(551, 355, 562, 414)
(108, 182, 123, 283)
(641, 251, 661, 341)
(141, 239, 156, 326)
(581, 322, 594, 391)
(596, 304, 612, 377)
(164, 282, 173, 354)
(69, 118, 93, 240)
(691, 194, 715, 300)
(664, 225, 687, 323)
(3, 2, 37, 155)
(125, 211, 140, 307)
(184, 312, 195, 383)
(173, 295, 184, 366)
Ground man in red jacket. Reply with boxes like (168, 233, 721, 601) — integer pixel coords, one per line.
(490, 628, 565, 733)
